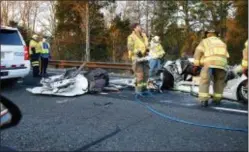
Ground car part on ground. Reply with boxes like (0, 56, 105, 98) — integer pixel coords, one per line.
(26, 63, 89, 96)
(26, 65, 112, 96)
(169, 60, 248, 104)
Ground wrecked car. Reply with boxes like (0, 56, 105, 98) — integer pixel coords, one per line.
(26, 63, 110, 96)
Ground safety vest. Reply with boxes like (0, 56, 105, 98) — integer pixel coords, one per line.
(149, 43, 165, 59)
(241, 40, 248, 69)
(200, 37, 229, 70)
(29, 39, 42, 55)
(127, 31, 148, 61)
(40, 42, 50, 54)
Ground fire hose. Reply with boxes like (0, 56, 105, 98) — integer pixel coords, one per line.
(134, 91, 248, 133)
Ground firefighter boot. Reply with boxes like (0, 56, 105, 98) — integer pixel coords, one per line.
(211, 98, 221, 106)
(200, 100, 209, 107)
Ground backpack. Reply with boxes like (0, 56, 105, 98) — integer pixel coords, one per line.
(85, 68, 109, 93)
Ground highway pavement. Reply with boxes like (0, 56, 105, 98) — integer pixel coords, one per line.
(0, 72, 248, 151)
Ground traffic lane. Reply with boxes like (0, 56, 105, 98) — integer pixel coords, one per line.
(98, 89, 248, 114)
(0, 91, 153, 151)
(1, 88, 248, 151)
(89, 110, 247, 151)
(90, 95, 247, 151)
(1, 75, 248, 151)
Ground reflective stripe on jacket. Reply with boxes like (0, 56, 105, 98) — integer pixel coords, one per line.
(194, 36, 229, 70)
(127, 31, 148, 61)
(242, 40, 248, 69)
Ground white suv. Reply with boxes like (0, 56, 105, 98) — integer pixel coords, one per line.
(0, 26, 31, 81)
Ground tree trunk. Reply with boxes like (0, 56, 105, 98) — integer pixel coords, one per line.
(85, 2, 90, 62)
(146, 0, 149, 36)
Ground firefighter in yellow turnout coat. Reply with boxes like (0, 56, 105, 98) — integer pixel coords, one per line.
(127, 23, 149, 93)
(241, 40, 248, 77)
(193, 29, 229, 106)
(29, 35, 42, 77)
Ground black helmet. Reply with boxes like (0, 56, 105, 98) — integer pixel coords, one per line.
(205, 28, 218, 37)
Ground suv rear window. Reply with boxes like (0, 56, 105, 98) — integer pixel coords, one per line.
(0, 29, 22, 45)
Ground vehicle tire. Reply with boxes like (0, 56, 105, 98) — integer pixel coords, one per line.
(1, 78, 18, 87)
(160, 69, 174, 90)
(8, 78, 19, 85)
(237, 79, 248, 104)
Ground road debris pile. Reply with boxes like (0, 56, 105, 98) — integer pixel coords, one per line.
(26, 63, 89, 96)
(110, 58, 248, 103)
(26, 58, 247, 103)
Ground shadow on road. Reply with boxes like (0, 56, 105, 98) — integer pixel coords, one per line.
(73, 126, 121, 151)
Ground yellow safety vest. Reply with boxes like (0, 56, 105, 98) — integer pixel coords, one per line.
(241, 40, 248, 69)
(127, 32, 148, 61)
(195, 36, 229, 70)
(150, 43, 165, 59)
(40, 42, 50, 54)
(29, 40, 42, 54)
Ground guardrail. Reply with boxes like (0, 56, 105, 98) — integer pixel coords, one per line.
(49, 60, 132, 70)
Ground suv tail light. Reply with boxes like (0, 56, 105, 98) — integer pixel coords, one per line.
(0, 66, 6, 69)
(24, 46, 29, 60)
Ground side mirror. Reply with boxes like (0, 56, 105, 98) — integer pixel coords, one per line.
(0, 95, 22, 130)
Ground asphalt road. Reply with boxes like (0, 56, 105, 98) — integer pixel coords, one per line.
(0, 72, 248, 151)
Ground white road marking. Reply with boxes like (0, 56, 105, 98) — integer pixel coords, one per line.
(56, 98, 76, 104)
(210, 107, 248, 114)
(159, 100, 173, 103)
(184, 103, 197, 106)
(159, 101, 247, 114)
(100, 92, 108, 95)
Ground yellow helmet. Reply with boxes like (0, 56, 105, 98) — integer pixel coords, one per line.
(152, 36, 160, 43)
(32, 34, 38, 39)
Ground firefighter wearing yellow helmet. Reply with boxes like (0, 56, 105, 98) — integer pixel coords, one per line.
(193, 28, 230, 106)
(127, 23, 149, 93)
(241, 40, 248, 77)
(29, 34, 42, 77)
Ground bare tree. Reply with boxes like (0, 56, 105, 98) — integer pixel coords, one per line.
(37, 1, 57, 36)
(1, 1, 10, 25)
(85, 2, 90, 62)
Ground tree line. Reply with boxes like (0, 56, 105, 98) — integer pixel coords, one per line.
(1, 0, 248, 64)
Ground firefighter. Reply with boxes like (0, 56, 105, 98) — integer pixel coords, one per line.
(127, 23, 149, 93)
(193, 28, 230, 107)
(39, 36, 51, 77)
(241, 40, 248, 77)
(148, 36, 165, 88)
(29, 34, 42, 77)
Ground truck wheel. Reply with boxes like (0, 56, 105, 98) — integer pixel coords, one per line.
(237, 79, 248, 104)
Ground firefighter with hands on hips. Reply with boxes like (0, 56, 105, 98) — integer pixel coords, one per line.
(127, 23, 150, 93)
(193, 28, 230, 107)
(29, 34, 42, 77)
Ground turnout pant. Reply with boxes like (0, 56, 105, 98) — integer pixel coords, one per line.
(199, 66, 226, 102)
(40, 57, 49, 76)
(30, 54, 40, 77)
(132, 61, 149, 93)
